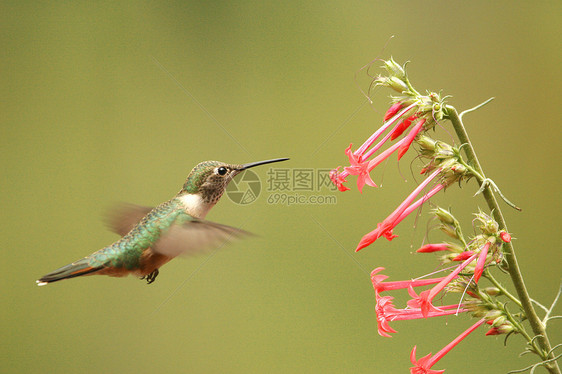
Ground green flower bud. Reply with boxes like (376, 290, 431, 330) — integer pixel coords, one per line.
(472, 309, 487, 318)
(432, 207, 455, 225)
(383, 57, 406, 79)
(440, 224, 458, 239)
(483, 287, 501, 296)
(417, 136, 437, 151)
(492, 316, 507, 327)
(485, 310, 502, 319)
(498, 324, 515, 334)
(389, 76, 409, 93)
(447, 242, 464, 253)
(374, 76, 391, 88)
(474, 212, 499, 235)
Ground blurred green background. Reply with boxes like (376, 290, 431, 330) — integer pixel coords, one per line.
(2, 1, 561, 373)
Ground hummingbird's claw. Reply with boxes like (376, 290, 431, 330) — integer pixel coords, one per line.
(141, 269, 160, 284)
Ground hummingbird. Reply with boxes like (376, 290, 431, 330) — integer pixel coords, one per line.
(36, 157, 289, 286)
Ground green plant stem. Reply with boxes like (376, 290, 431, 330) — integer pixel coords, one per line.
(485, 270, 523, 309)
(445, 105, 560, 374)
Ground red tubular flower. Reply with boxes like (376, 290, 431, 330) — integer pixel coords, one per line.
(485, 327, 501, 336)
(371, 267, 444, 293)
(376, 295, 400, 337)
(416, 243, 449, 253)
(329, 167, 350, 192)
(391, 115, 417, 141)
(330, 103, 420, 192)
(384, 102, 404, 121)
(356, 168, 444, 251)
(394, 184, 446, 225)
(376, 294, 464, 338)
(452, 251, 475, 261)
(370, 267, 389, 287)
(356, 222, 397, 248)
(406, 288, 443, 318)
(355, 103, 416, 157)
(410, 347, 445, 374)
(332, 133, 403, 193)
(398, 119, 426, 160)
(372, 268, 467, 337)
(407, 252, 478, 318)
(363, 136, 406, 170)
(410, 319, 486, 374)
(474, 242, 491, 283)
(343, 144, 377, 192)
(361, 128, 397, 161)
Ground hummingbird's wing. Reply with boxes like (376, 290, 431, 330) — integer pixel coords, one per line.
(152, 214, 253, 257)
(106, 203, 153, 236)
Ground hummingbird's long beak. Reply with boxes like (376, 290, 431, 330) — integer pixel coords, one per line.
(239, 158, 289, 170)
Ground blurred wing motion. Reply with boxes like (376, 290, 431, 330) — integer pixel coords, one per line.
(154, 218, 253, 257)
(106, 202, 153, 236)
(107, 202, 253, 257)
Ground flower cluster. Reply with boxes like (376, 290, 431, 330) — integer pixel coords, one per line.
(424, 210, 511, 279)
(372, 209, 514, 333)
(329, 58, 543, 373)
(330, 59, 475, 252)
(372, 208, 516, 373)
(330, 58, 447, 194)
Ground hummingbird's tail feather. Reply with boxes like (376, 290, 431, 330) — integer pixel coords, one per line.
(36, 258, 101, 286)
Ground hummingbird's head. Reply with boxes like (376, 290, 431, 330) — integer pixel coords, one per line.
(179, 158, 289, 205)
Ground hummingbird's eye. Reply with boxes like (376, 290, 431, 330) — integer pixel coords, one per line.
(216, 166, 228, 176)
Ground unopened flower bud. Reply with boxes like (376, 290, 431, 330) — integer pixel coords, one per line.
(452, 251, 475, 261)
(447, 242, 464, 253)
(475, 212, 499, 235)
(417, 136, 437, 151)
(384, 102, 404, 121)
(434, 142, 455, 158)
(383, 58, 406, 79)
(450, 163, 467, 175)
(498, 323, 515, 334)
(486, 327, 500, 336)
(440, 224, 458, 239)
(483, 287, 501, 296)
(440, 254, 454, 264)
(492, 316, 507, 327)
(485, 310, 503, 319)
(472, 309, 488, 318)
(438, 158, 457, 171)
(417, 243, 449, 253)
(432, 103, 444, 121)
(483, 220, 499, 235)
(389, 76, 409, 93)
(428, 92, 440, 103)
(500, 231, 511, 243)
(432, 207, 455, 225)
(462, 300, 481, 311)
(375, 76, 391, 88)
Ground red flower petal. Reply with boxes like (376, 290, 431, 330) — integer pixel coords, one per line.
(500, 231, 511, 243)
(384, 102, 403, 121)
(391, 115, 417, 140)
(417, 243, 449, 253)
(398, 119, 426, 160)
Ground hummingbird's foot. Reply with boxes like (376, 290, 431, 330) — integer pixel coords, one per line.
(141, 269, 159, 284)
